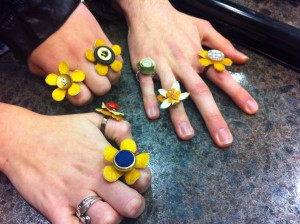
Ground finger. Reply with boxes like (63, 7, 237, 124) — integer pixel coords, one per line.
(198, 20, 249, 63)
(66, 83, 94, 106)
(156, 62, 195, 140)
(86, 199, 122, 224)
(81, 62, 113, 96)
(139, 73, 160, 119)
(206, 68, 259, 114)
(131, 168, 152, 193)
(180, 66, 233, 147)
(97, 177, 146, 218)
(86, 113, 133, 145)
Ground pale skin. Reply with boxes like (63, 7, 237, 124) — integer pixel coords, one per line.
(1, 1, 258, 222)
(0, 103, 151, 224)
(29, 1, 258, 147)
(115, 0, 259, 147)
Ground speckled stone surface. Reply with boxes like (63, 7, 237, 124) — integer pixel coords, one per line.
(0, 1, 299, 224)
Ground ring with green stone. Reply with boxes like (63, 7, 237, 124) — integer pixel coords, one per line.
(136, 57, 156, 82)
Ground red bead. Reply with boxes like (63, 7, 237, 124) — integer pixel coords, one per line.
(106, 102, 119, 110)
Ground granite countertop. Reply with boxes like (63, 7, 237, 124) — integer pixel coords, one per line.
(0, 1, 299, 223)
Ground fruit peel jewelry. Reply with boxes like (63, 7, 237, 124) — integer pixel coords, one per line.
(199, 49, 232, 72)
(103, 138, 150, 185)
(45, 61, 85, 101)
(157, 81, 190, 109)
(85, 39, 123, 76)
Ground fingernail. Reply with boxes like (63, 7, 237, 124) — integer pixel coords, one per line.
(239, 52, 249, 61)
(246, 99, 258, 114)
(179, 121, 194, 137)
(147, 106, 159, 118)
(216, 128, 233, 146)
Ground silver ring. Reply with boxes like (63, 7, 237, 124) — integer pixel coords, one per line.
(76, 196, 101, 224)
(100, 116, 109, 134)
(135, 70, 155, 82)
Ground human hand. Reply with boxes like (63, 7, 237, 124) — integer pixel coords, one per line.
(118, 0, 258, 147)
(0, 103, 151, 223)
(27, 3, 123, 106)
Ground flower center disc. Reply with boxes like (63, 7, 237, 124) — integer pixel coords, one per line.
(57, 74, 72, 90)
(207, 50, 224, 61)
(113, 150, 135, 172)
(137, 57, 156, 75)
(94, 46, 115, 65)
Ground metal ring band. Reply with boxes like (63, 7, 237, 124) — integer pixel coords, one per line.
(76, 196, 101, 224)
(100, 116, 109, 134)
(135, 70, 155, 82)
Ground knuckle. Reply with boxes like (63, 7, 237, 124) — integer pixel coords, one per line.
(94, 83, 112, 96)
(102, 213, 120, 224)
(125, 197, 145, 218)
(189, 81, 211, 97)
(119, 121, 132, 136)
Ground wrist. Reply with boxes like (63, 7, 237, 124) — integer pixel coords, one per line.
(114, 0, 171, 22)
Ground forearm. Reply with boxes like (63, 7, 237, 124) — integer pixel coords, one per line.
(111, 0, 172, 25)
(0, 103, 41, 173)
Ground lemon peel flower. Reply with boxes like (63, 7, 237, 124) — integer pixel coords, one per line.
(199, 49, 232, 72)
(45, 61, 85, 101)
(95, 102, 125, 121)
(85, 39, 123, 76)
(103, 138, 150, 185)
(157, 81, 190, 109)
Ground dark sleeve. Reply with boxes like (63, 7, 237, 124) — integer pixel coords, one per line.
(0, 0, 81, 60)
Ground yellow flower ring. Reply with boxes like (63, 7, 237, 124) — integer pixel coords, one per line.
(45, 61, 85, 101)
(103, 138, 150, 185)
(157, 81, 190, 109)
(199, 49, 232, 72)
(95, 102, 125, 121)
(85, 39, 123, 76)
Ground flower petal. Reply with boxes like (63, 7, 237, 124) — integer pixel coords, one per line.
(111, 45, 122, 56)
(158, 89, 168, 97)
(45, 74, 58, 86)
(199, 58, 213, 67)
(103, 165, 123, 182)
(58, 61, 69, 75)
(95, 39, 106, 48)
(222, 58, 233, 66)
(52, 88, 66, 101)
(110, 60, 123, 72)
(199, 50, 208, 58)
(95, 63, 109, 76)
(157, 95, 166, 103)
(95, 108, 112, 117)
(70, 70, 85, 82)
(68, 83, 81, 96)
(124, 169, 141, 185)
(160, 99, 171, 109)
(135, 153, 150, 168)
(214, 62, 225, 71)
(179, 92, 190, 101)
(104, 145, 118, 162)
(172, 81, 180, 91)
(85, 49, 96, 62)
(120, 139, 137, 153)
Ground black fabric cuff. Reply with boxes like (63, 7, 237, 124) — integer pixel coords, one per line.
(0, 0, 81, 60)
